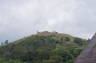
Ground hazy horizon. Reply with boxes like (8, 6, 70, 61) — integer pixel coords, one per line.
(0, 0, 96, 42)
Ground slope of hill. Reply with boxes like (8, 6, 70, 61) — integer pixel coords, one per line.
(0, 31, 88, 63)
(75, 33, 96, 63)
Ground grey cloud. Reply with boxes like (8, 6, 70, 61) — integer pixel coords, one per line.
(0, 0, 95, 42)
(74, 0, 96, 33)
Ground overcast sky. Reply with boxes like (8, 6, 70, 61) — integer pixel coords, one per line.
(0, 0, 96, 42)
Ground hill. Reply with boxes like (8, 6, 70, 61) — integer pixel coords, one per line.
(0, 31, 88, 63)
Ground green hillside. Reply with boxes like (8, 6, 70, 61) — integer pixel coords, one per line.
(0, 31, 88, 63)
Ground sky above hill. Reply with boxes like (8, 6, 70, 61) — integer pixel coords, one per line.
(0, 0, 96, 42)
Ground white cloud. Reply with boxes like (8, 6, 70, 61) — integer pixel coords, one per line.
(0, 0, 95, 42)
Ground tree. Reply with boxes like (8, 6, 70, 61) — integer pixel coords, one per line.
(65, 37, 70, 41)
(74, 38, 82, 45)
(4, 40, 9, 45)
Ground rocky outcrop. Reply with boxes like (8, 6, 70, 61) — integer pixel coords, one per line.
(75, 33, 96, 63)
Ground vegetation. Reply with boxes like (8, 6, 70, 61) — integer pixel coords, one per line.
(0, 32, 88, 63)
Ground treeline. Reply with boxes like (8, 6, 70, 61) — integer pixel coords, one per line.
(0, 33, 88, 63)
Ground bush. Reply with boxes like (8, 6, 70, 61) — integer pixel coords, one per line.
(74, 38, 83, 45)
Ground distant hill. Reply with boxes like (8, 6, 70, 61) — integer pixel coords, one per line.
(0, 31, 88, 63)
